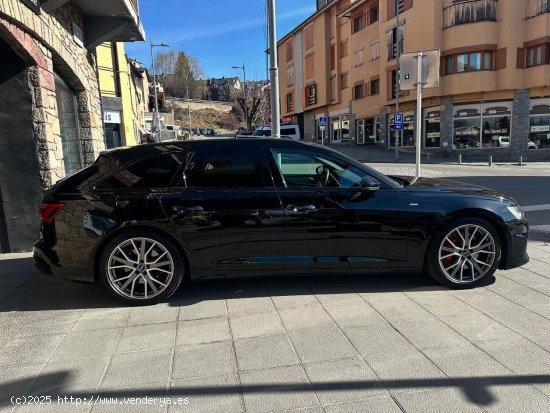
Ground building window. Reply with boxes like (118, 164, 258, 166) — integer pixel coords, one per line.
(444, 51, 494, 74)
(387, 27, 403, 60)
(424, 109, 441, 148)
(305, 53, 315, 78)
(371, 41, 380, 60)
(529, 98, 550, 149)
(340, 40, 348, 58)
(369, 6, 379, 24)
(286, 41, 294, 62)
(330, 44, 336, 71)
(340, 72, 348, 89)
(526, 44, 550, 67)
(305, 83, 317, 106)
(305, 25, 314, 50)
(389, 69, 397, 99)
(354, 47, 364, 67)
(453, 103, 512, 149)
(330, 75, 337, 101)
(55, 72, 82, 175)
(286, 92, 294, 112)
(287, 65, 295, 87)
(526, 0, 550, 19)
(352, 13, 366, 34)
(353, 82, 365, 100)
(370, 78, 380, 95)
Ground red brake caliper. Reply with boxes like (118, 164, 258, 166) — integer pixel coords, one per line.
(443, 231, 459, 267)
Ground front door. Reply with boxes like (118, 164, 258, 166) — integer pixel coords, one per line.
(161, 145, 285, 279)
(267, 146, 409, 276)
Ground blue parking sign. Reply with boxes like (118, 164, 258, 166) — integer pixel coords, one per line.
(319, 117, 327, 127)
(394, 113, 403, 130)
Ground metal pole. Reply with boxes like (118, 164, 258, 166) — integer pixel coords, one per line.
(394, 4, 401, 161)
(268, 0, 281, 138)
(150, 38, 161, 141)
(415, 52, 423, 179)
(187, 85, 191, 135)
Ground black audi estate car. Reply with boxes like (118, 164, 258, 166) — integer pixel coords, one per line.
(34, 139, 529, 304)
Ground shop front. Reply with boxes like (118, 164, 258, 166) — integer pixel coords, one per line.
(424, 108, 441, 148)
(529, 98, 550, 150)
(453, 102, 512, 150)
(329, 114, 351, 143)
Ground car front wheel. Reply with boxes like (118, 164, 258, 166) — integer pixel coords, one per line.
(426, 218, 501, 288)
(99, 231, 185, 305)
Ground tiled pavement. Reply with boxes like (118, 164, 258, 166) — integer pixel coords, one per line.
(0, 244, 549, 413)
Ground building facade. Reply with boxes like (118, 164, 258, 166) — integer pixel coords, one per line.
(97, 42, 149, 148)
(0, 0, 144, 253)
(278, 0, 550, 160)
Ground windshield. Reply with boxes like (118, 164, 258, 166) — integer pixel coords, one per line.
(252, 128, 271, 137)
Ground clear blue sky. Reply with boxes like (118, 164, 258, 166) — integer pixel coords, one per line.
(126, 0, 316, 81)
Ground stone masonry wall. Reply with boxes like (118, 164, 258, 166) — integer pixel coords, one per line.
(0, 0, 105, 187)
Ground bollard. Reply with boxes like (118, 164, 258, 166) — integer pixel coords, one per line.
(489, 156, 493, 166)
(458, 154, 462, 165)
(519, 156, 523, 166)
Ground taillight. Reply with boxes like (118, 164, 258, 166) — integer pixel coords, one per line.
(40, 203, 65, 224)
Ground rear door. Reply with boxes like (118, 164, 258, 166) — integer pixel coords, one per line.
(267, 146, 410, 276)
(161, 144, 285, 279)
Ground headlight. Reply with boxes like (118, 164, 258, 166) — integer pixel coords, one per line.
(507, 205, 525, 220)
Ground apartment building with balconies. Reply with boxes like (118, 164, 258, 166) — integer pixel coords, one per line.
(278, 0, 550, 160)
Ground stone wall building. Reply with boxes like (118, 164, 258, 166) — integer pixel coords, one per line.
(0, 0, 144, 252)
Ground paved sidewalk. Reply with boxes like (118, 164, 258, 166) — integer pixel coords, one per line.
(0, 242, 549, 413)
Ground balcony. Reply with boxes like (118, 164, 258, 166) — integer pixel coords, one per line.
(41, 0, 145, 49)
(443, 0, 498, 29)
(526, 0, 550, 19)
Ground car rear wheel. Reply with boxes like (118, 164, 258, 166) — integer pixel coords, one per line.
(426, 218, 501, 288)
(99, 231, 185, 305)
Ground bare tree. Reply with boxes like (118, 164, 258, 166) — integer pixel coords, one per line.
(230, 82, 270, 132)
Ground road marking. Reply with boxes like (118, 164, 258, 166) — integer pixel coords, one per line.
(522, 204, 550, 212)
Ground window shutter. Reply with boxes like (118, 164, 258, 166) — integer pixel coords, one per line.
(516, 48, 525, 69)
(388, 0, 396, 19)
(495, 48, 507, 70)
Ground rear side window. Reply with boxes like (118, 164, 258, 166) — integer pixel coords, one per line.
(96, 153, 186, 189)
(181, 148, 266, 188)
(281, 127, 297, 135)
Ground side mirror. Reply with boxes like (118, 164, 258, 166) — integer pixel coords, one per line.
(359, 176, 380, 191)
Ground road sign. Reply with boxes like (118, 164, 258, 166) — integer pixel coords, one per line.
(400, 49, 440, 90)
(319, 117, 327, 127)
(393, 113, 403, 130)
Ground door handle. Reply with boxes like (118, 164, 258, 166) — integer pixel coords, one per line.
(286, 204, 318, 213)
(172, 205, 204, 214)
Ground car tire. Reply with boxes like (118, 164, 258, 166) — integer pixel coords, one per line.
(425, 217, 501, 289)
(99, 230, 185, 305)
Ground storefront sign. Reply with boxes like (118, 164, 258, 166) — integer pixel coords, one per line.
(20, 0, 41, 14)
(531, 125, 550, 132)
(104, 111, 121, 124)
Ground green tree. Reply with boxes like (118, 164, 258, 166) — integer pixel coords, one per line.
(156, 51, 206, 99)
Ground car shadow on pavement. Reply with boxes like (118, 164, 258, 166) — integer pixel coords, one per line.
(0, 256, 496, 312)
(1, 370, 549, 408)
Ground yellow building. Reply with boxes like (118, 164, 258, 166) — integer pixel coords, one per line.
(97, 42, 149, 148)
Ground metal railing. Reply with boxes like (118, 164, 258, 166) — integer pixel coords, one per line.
(443, 0, 498, 29)
(526, 0, 550, 18)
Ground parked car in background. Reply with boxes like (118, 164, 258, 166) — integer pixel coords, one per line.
(34, 139, 529, 304)
(253, 124, 302, 141)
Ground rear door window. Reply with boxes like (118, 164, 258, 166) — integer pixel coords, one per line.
(95, 153, 186, 190)
(180, 147, 268, 188)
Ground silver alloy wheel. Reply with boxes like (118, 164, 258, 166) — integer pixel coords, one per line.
(107, 237, 174, 300)
(438, 224, 496, 284)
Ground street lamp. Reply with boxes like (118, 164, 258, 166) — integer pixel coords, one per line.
(150, 38, 170, 141)
(232, 64, 248, 130)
